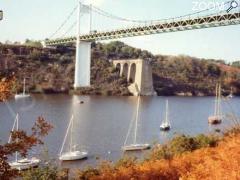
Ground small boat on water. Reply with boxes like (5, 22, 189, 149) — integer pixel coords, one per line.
(122, 96, 151, 151)
(79, 101, 84, 104)
(122, 143, 151, 151)
(8, 114, 40, 170)
(208, 84, 222, 125)
(160, 99, 171, 131)
(227, 87, 234, 99)
(15, 78, 31, 99)
(10, 158, 40, 171)
(59, 115, 88, 161)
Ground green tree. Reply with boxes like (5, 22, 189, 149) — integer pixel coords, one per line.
(24, 39, 42, 48)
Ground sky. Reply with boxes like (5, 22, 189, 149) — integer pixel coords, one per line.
(0, 0, 240, 62)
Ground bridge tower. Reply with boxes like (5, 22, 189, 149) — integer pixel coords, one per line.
(74, 1, 91, 88)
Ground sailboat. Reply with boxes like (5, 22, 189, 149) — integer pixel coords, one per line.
(8, 114, 40, 170)
(59, 115, 88, 161)
(122, 96, 151, 151)
(160, 99, 171, 131)
(15, 78, 31, 99)
(227, 87, 234, 99)
(208, 84, 222, 125)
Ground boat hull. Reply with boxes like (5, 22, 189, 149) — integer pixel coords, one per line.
(208, 116, 222, 124)
(59, 151, 88, 161)
(160, 126, 170, 131)
(9, 158, 40, 170)
(122, 144, 151, 151)
(15, 94, 31, 99)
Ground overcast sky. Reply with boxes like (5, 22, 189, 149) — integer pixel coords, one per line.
(1, 0, 240, 62)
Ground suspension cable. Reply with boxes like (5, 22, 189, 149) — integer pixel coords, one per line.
(91, 0, 232, 24)
(48, 0, 234, 39)
(61, 21, 77, 38)
(49, 5, 78, 39)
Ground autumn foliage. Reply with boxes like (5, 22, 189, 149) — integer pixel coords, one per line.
(0, 117, 53, 179)
(75, 131, 240, 180)
(0, 76, 15, 101)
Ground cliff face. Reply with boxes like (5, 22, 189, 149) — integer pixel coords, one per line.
(0, 42, 240, 96)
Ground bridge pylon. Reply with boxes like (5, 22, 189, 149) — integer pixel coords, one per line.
(74, 40, 91, 88)
(74, 1, 92, 88)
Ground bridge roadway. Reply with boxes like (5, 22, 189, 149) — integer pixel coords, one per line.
(45, 12, 240, 46)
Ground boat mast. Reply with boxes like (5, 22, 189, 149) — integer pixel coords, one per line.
(217, 84, 221, 117)
(23, 78, 26, 95)
(165, 99, 169, 125)
(133, 96, 140, 144)
(8, 114, 18, 143)
(59, 115, 74, 155)
(15, 114, 19, 162)
(214, 84, 218, 116)
(70, 115, 74, 152)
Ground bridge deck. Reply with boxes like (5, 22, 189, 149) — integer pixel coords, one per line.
(45, 12, 240, 46)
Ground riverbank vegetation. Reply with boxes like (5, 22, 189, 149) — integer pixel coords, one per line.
(16, 125, 240, 180)
(1, 41, 240, 96)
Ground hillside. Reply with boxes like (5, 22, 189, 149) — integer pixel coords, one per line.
(0, 41, 240, 96)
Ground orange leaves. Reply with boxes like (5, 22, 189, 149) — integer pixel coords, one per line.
(32, 116, 53, 143)
(81, 133, 240, 180)
(0, 76, 15, 101)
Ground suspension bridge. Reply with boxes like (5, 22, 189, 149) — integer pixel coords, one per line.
(44, 1, 240, 88)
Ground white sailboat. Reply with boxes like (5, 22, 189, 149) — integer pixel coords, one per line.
(122, 96, 150, 151)
(160, 99, 171, 131)
(227, 87, 234, 99)
(8, 114, 40, 170)
(208, 84, 222, 124)
(15, 78, 31, 99)
(59, 115, 88, 161)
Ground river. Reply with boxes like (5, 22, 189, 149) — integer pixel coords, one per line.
(0, 95, 239, 169)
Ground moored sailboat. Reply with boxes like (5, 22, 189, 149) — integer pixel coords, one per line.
(122, 96, 150, 151)
(8, 114, 40, 170)
(59, 115, 88, 161)
(160, 99, 171, 131)
(227, 87, 234, 99)
(208, 84, 222, 125)
(15, 78, 31, 99)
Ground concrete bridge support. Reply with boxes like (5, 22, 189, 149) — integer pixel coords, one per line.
(74, 1, 92, 89)
(74, 41, 91, 88)
(113, 59, 156, 96)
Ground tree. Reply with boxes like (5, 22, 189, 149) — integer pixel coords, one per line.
(0, 76, 15, 102)
(29, 49, 42, 61)
(232, 61, 240, 68)
(0, 117, 53, 179)
(24, 39, 42, 48)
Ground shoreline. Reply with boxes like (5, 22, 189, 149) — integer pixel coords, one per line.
(27, 90, 237, 97)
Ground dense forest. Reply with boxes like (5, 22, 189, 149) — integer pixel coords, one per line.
(0, 41, 240, 96)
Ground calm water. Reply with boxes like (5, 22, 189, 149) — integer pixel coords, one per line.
(0, 95, 239, 169)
